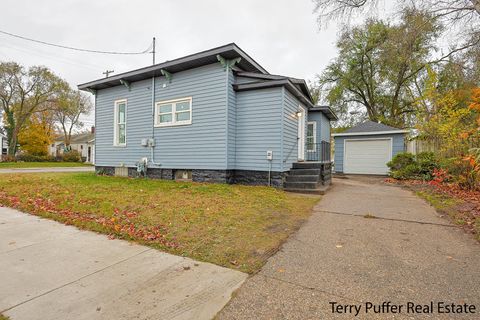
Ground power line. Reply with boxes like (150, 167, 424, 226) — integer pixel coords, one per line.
(0, 29, 152, 55)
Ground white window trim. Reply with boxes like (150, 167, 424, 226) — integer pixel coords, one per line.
(307, 121, 317, 151)
(113, 99, 127, 147)
(154, 97, 193, 127)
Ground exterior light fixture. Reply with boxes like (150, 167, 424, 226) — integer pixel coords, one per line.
(296, 110, 302, 118)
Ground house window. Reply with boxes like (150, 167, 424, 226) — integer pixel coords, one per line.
(155, 97, 192, 127)
(114, 100, 127, 146)
(307, 121, 316, 151)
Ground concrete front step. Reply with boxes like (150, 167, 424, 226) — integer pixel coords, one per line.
(288, 168, 321, 176)
(285, 175, 319, 183)
(292, 162, 326, 169)
(284, 184, 330, 195)
(284, 181, 320, 190)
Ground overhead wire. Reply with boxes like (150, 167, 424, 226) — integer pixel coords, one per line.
(0, 29, 153, 55)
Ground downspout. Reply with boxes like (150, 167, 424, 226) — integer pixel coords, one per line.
(150, 74, 160, 166)
(149, 37, 160, 167)
(280, 87, 284, 173)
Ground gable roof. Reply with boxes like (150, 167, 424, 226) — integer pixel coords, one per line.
(332, 120, 409, 137)
(55, 132, 94, 144)
(78, 43, 268, 91)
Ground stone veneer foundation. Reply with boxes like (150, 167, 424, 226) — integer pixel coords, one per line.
(95, 166, 290, 187)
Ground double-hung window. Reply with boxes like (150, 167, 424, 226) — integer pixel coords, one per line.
(155, 97, 192, 127)
(306, 121, 316, 151)
(114, 100, 127, 146)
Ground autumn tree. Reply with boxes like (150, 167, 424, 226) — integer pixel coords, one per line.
(17, 111, 55, 156)
(316, 9, 440, 127)
(313, 0, 480, 60)
(416, 67, 479, 156)
(53, 89, 93, 148)
(0, 62, 67, 155)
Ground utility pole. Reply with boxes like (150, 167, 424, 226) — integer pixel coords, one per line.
(103, 70, 114, 78)
(152, 37, 156, 65)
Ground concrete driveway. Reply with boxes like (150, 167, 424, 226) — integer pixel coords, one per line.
(219, 176, 480, 319)
(0, 207, 246, 320)
(0, 167, 94, 174)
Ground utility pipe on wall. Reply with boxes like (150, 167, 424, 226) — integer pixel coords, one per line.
(149, 37, 161, 167)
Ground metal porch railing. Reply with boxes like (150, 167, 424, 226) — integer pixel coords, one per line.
(305, 141, 331, 162)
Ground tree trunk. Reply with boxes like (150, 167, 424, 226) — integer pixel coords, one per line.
(4, 111, 16, 156)
(7, 129, 19, 156)
(472, 0, 480, 15)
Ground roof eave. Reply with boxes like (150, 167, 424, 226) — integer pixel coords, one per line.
(235, 71, 313, 103)
(78, 43, 268, 91)
(233, 79, 314, 108)
(309, 106, 338, 121)
(332, 130, 410, 137)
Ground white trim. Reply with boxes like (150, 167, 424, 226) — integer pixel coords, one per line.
(113, 99, 127, 147)
(154, 97, 192, 127)
(333, 130, 409, 137)
(306, 121, 316, 152)
(343, 137, 393, 175)
(297, 105, 306, 160)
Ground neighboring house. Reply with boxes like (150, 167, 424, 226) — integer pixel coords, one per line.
(0, 133, 7, 157)
(50, 130, 95, 163)
(332, 121, 409, 175)
(78, 43, 336, 190)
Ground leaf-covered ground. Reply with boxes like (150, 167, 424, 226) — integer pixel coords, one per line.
(0, 162, 92, 168)
(0, 173, 319, 273)
(386, 178, 480, 241)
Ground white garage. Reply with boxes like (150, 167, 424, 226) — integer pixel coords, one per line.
(333, 121, 409, 175)
(344, 138, 392, 174)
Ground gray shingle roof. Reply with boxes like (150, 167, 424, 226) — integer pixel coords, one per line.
(344, 120, 402, 133)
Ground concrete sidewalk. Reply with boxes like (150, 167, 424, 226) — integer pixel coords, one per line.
(0, 207, 246, 320)
(218, 176, 480, 319)
(0, 167, 95, 174)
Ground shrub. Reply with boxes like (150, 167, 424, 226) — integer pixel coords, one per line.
(416, 152, 439, 180)
(457, 153, 480, 191)
(387, 152, 439, 180)
(16, 154, 56, 162)
(61, 150, 82, 162)
(1, 155, 16, 162)
(387, 153, 415, 171)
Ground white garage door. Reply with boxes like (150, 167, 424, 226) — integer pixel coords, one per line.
(344, 139, 392, 175)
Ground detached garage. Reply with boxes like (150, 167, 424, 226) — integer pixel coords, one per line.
(333, 121, 409, 175)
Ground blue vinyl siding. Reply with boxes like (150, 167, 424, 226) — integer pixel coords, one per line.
(227, 69, 236, 169)
(95, 63, 227, 169)
(307, 112, 331, 143)
(234, 87, 283, 171)
(334, 133, 406, 172)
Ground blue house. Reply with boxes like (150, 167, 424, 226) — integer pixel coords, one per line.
(333, 121, 409, 175)
(79, 43, 336, 191)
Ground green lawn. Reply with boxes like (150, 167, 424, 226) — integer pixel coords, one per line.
(0, 173, 319, 273)
(0, 314, 9, 320)
(0, 162, 92, 168)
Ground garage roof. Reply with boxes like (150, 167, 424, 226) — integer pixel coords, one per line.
(332, 120, 409, 137)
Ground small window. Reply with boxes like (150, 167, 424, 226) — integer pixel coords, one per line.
(155, 97, 192, 127)
(307, 122, 316, 151)
(114, 100, 127, 146)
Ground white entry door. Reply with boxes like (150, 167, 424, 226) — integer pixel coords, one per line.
(297, 106, 306, 161)
(344, 138, 392, 174)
